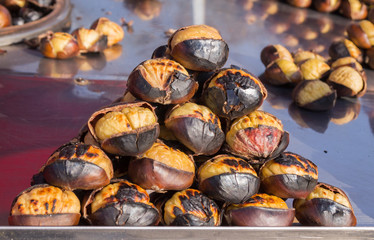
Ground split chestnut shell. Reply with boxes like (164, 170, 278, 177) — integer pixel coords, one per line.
(197, 154, 260, 204)
(202, 66, 267, 120)
(164, 102, 225, 155)
(127, 58, 198, 104)
(83, 179, 160, 226)
(9, 184, 81, 226)
(293, 182, 357, 226)
(88, 101, 160, 156)
(259, 152, 318, 199)
(90, 17, 124, 47)
(40, 32, 80, 60)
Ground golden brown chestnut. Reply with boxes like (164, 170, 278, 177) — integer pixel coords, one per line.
(83, 179, 160, 226)
(202, 66, 267, 120)
(39, 32, 80, 59)
(299, 58, 330, 81)
(292, 80, 337, 111)
(2, 0, 26, 10)
(0, 4, 11, 28)
(127, 58, 198, 104)
(164, 102, 225, 155)
(264, 58, 303, 86)
(293, 182, 357, 226)
(286, 0, 312, 8)
(293, 49, 326, 65)
(71, 28, 108, 53)
(259, 152, 318, 199)
(365, 47, 374, 69)
(339, 0, 368, 20)
(197, 154, 260, 204)
(224, 193, 295, 226)
(260, 44, 293, 67)
(313, 0, 341, 12)
(327, 66, 367, 97)
(331, 56, 366, 80)
(168, 25, 229, 71)
(42, 142, 113, 191)
(90, 17, 124, 47)
(328, 39, 363, 63)
(128, 141, 195, 191)
(225, 110, 289, 165)
(347, 20, 374, 49)
(163, 189, 220, 226)
(9, 184, 80, 226)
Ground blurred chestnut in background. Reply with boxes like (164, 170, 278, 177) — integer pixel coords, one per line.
(260, 44, 293, 66)
(127, 58, 198, 104)
(202, 66, 267, 120)
(327, 66, 367, 98)
(264, 58, 303, 86)
(88, 102, 159, 156)
(365, 47, 374, 69)
(90, 17, 124, 47)
(40, 32, 80, 59)
(286, 0, 312, 8)
(339, 0, 367, 20)
(293, 182, 357, 226)
(329, 39, 363, 63)
(347, 20, 374, 49)
(9, 184, 80, 226)
(197, 154, 260, 204)
(313, 0, 341, 12)
(42, 142, 113, 191)
(0, 4, 11, 28)
(83, 179, 160, 226)
(299, 58, 330, 80)
(168, 25, 229, 71)
(164, 102, 225, 155)
(259, 152, 318, 199)
(224, 193, 295, 226)
(163, 189, 221, 226)
(72, 28, 108, 53)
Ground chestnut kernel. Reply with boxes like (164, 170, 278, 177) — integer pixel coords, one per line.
(313, 0, 341, 13)
(260, 152, 318, 199)
(293, 49, 326, 65)
(71, 28, 108, 53)
(328, 39, 363, 63)
(327, 66, 367, 98)
(197, 154, 260, 204)
(264, 58, 303, 86)
(299, 58, 330, 81)
(224, 193, 295, 227)
(90, 17, 124, 47)
(168, 24, 229, 71)
(0, 4, 11, 28)
(293, 182, 357, 226)
(347, 20, 374, 49)
(331, 56, 366, 80)
(39, 32, 80, 59)
(9, 184, 80, 226)
(339, 0, 368, 20)
(260, 44, 293, 67)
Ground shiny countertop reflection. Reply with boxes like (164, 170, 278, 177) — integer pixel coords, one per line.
(0, 0, 374, 229)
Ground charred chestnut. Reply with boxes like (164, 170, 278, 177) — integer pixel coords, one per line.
(224, 193, 295, 227)
(327, 66, 367, 97)
(328, 39, 363, 63)
(286, 0, 312, 8)
(0, 4, 11, 28)
(40, 32, 80, 59)
(259, 152, 318, 199)
(202, 66, 267, 120)
(299, 58, 330, 81)
(88, 101, 159, 156)
(151, 45, 170, 59)
(197, 154, 260, 204)
(128, 141, 195, 191)
(260, 44, 293, 67)
(293, 182, 357, 226)
(71, 28, 108, 53)
(225, 110, 289, 165)
(83, 179, 160, 226)
(164, 102, 225, 155)
(163, 189, 220, 226)
(168, 24, 229, 71)
(339, 0, 367, 20)
(347, 20, 374, 49)
(42, 142, 113, 191)
(90, 17, 124, 47)
(293, 49, 326, 65)
(9, 184, 80, 226)
(127, 58, 198, 104)
(264, 58, 303, 86)
(292, 80, 337, 111)
(313, 0, 341, 12)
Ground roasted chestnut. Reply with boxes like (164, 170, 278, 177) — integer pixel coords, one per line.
(163, 189, 220, 226)
(299, 58, 330, 81)
(9, 184, 80, 226)
(202, 66, 267, 120)
(331, 57, 366, 80)
(365, 47, 374, 69)
(39, 32, 80, 59)
(41, 142, 113, 191)
(128, 141, 195, 191)
(224, 193, 295, 227)
(260, 44, 293, 67)
(88, 101, 159, 156)
(90, 17, 124, 47)
(347, 20, 374, 49)
(264, 58, 303, 86)
(327, 66, 367, 98)
(328, 39, 363, 63)
(286, 0, 312, 8)
(164, 102, 225, 155)
(83, 179, 160, 226)
(293, 182, 357, 226)
(71, 28, 108, 53)
(151, 45, 170, 59)
(293, 49, 326, 65)
(339, 0, 368, 20)
(313, 0, 341, 12)
(167, 24, 229, 71)
(225, 110, 289, 165)
(197, 154, 260, 204)
(259, 152, 318, 199)
(292, 80, 337, 111)
(0, 4, 11, 28)
(127, 58, 198, 104)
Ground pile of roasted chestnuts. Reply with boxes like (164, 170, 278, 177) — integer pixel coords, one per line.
(9, 24, 357, 227)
